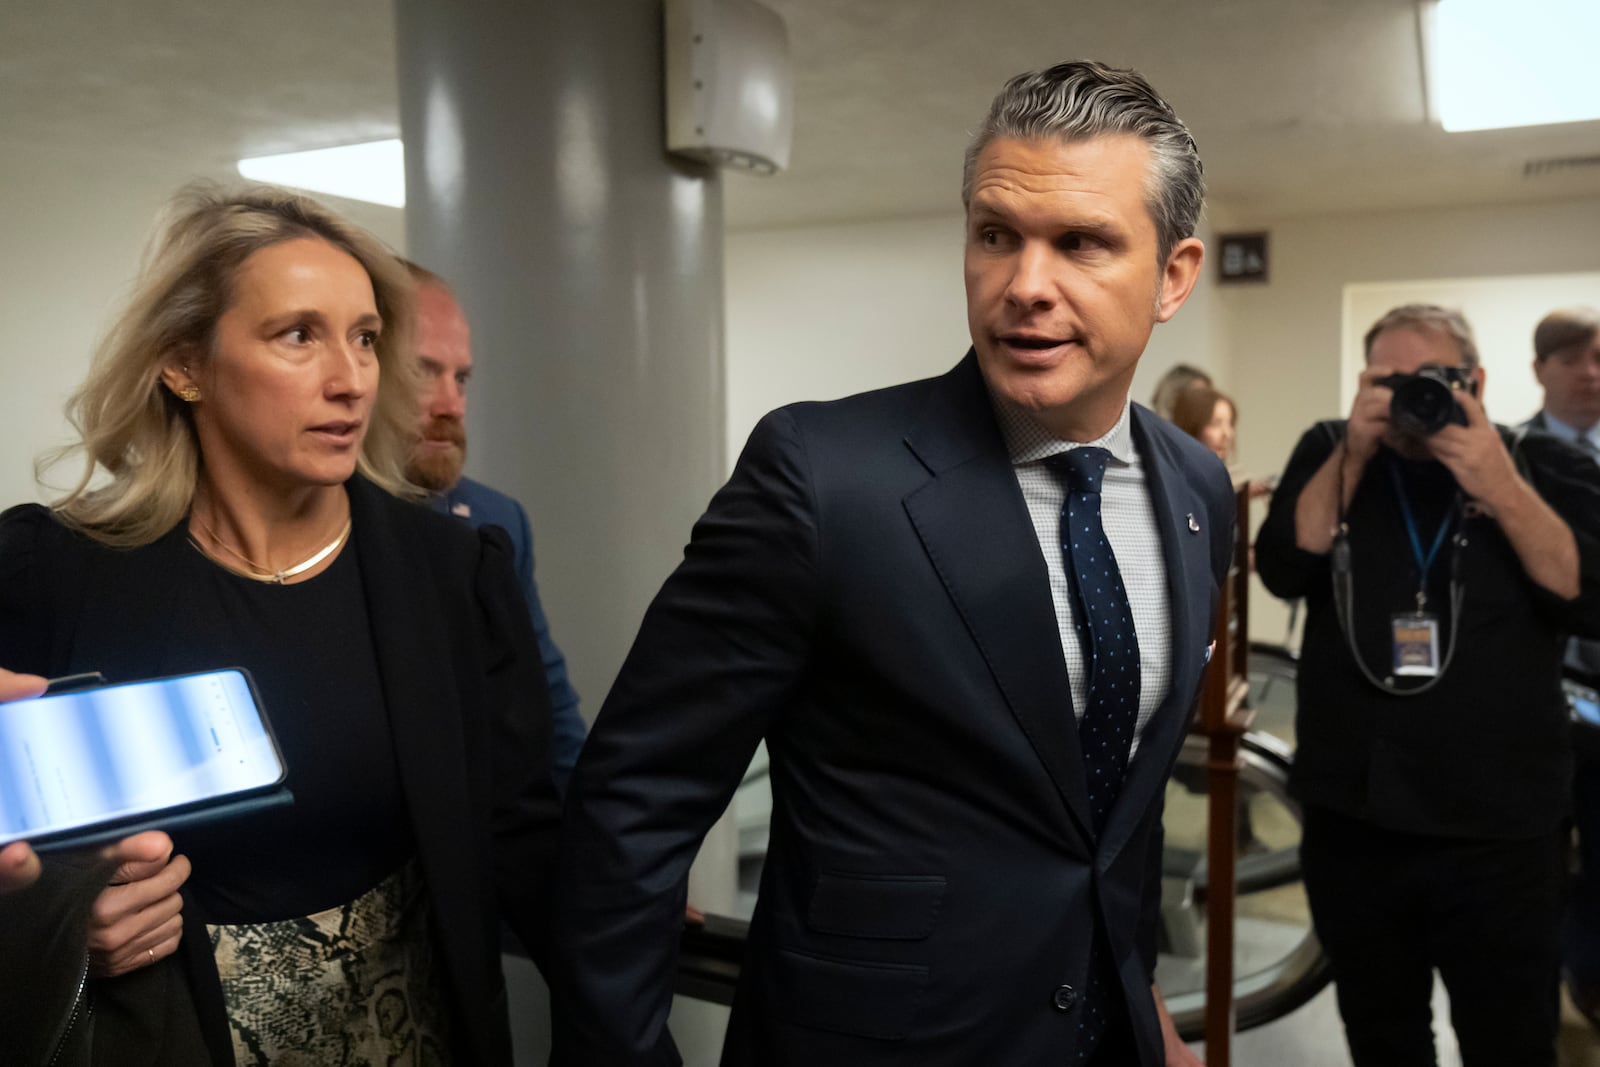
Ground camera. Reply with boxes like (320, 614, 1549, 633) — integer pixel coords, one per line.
(1378, 364, 1475, 436)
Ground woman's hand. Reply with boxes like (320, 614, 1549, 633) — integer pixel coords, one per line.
(0, 670, 48, 891)
(0, 841, 40, 893)
(0, 671, 193, 967)
(0, 666, 47, 702)
(87, 831, 192, 978)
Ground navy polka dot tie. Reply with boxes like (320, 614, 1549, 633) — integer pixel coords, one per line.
(1048, 446, 1140, 1063)
(1049, 446, 1141, 830)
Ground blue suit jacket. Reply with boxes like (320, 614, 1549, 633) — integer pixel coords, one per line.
(553, 354, 1236, 1065)
(431, 476, 586, 789)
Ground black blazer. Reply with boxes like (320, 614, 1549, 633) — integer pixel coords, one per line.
(554, 354, 1236, 1066)
(0, 476, 559, 1066)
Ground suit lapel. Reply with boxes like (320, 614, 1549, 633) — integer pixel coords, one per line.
(1099, 408, 1219, 866)
(902, 355, 1096, 847)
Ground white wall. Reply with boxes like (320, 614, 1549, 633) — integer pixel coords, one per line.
(0, 143, 403, 511)
(725, 214, 1224, 470)
(725, 215, 967, 465)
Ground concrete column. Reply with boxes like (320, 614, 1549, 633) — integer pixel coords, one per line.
(394, 2, 733, 1063)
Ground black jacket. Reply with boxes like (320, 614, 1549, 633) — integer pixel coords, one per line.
(0, 476, 559, 1066)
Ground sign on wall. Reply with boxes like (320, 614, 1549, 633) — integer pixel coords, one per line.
(1217, 232, 1269, 284)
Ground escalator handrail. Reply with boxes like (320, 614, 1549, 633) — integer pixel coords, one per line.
(1163, 724, 1329, 1039)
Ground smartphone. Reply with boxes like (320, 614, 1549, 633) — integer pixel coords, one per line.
(0, 668, 289, 851)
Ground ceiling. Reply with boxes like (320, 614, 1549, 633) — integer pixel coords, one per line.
(5, 0, 1598, 231)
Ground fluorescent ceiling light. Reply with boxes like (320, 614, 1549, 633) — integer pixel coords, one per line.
(1428, 0, 1600, 132)
(237, 139, 406, 207)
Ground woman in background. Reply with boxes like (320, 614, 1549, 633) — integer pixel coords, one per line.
(0, 185, 558, 1066)
(1172, 385, 1273, 499)
(1149, 361, 1212, 421)
(1172, 384, 1236, 465)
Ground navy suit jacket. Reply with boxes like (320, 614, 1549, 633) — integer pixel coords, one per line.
(1519, 410, 1600, 678)
(554, 354, 1236, 1066)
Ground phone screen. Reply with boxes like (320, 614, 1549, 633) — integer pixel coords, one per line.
(0, 668, 285, 847)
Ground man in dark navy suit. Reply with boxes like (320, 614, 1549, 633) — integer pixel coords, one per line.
(1521, 307, 1600, 1027)
(555, 61, 1233, 1066)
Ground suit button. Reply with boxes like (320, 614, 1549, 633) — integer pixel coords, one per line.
(1052, 984, 1077, 1012)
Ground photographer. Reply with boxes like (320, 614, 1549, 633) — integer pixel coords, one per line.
(1256, 304, 1600, 1066)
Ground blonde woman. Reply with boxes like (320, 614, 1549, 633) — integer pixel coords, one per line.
(0, 185, 558, 1066)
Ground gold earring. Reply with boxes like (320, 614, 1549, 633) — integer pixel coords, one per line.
(177, 385, 200, 402)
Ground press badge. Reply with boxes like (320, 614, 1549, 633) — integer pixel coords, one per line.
(1391, 613, 1440, 676)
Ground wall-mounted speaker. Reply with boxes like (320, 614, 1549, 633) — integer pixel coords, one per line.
(664, 0, 793, 175)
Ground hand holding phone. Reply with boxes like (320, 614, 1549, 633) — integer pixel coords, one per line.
(0, 668, 290, 852)
(0, 669, 49, 890)
(0, 840, 39, 892)
(0, 667, 47, 704)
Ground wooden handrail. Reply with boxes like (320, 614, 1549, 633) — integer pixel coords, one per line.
(1190, 481, 1255, 1066)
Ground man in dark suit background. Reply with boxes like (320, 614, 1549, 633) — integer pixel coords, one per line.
(1521, 307, 1600, 1024)
(554, 60, 1233, 1066)
(1525, 307, 1600, 451)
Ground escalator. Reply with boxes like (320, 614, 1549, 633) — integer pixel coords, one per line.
(1152, 642, 1331, 1038)
(678, 643, 1332, 1041)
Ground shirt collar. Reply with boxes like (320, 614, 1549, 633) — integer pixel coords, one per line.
(991, 394, 1135, 467)
(1541, 410, 1600, 445)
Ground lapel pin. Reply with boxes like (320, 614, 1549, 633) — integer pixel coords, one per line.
(1186, 513, 1200, 534)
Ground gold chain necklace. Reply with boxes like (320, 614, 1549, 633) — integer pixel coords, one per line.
(189, 513, 353, 585)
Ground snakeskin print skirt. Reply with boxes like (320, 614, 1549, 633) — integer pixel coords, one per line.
(208, 860, 452, 1066)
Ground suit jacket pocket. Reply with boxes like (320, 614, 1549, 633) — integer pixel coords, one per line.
(805, 872, 946, 940)
(774, 947, 929, 1040)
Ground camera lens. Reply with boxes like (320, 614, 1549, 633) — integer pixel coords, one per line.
(1390, 376, 1456, 436)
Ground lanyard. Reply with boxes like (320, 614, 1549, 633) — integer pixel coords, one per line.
(1387, 460, 1455, 612)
